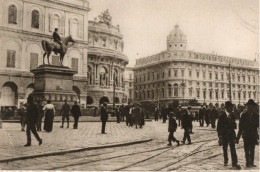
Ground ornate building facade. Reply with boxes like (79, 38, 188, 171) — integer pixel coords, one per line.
(124, 67, 134, 104)
(86, 10, 128, 106)
(0, 0, 89, 109)
(134, 25, 259, 106)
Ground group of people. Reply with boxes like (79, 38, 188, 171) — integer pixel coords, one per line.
(153, 99, 259, 170)
(19, 95, 82, 146)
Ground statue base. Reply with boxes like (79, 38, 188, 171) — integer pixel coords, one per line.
(31, 65, 77, 109)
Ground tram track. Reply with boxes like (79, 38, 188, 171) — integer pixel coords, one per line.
(50, 138, 217, 170)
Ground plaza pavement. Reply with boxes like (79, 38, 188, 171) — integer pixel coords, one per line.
(0, 121, 154, 162)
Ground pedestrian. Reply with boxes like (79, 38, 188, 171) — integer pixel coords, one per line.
(162, 106, 168, 123)
(71, 101, 81, 129)
(154, 106, 159, 121)
(125, 103, 130, 126)
(210, 106, 218, 129)
(181, 109, 192, 145)
(115, 107, 120, 123)
(120, 104, 125, 122)
(133, 103, 142, 129)
(217, 101, 241, 169)
(60, 99, 71, 128)
(176, 105, 182, 126)
(167, 111, 180, 146)
(43, 100, 55, 132)
(199, 105, 205, 127)
(187, 107, 193, 134)
(36, 100, 44, 131)
(236, 99, 259, 168)
(100, 102, 108, 134)
(205, 105, 210, 127)
(129, 105, 134, 127)
(19, 103, 26, 131)
(195, 110, 199, 122)
(24, 95, 42, 147)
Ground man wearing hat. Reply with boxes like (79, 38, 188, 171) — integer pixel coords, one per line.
(198, 105, 205, 127)
(60, 99, 71, 128)
(24, 95, 42, 146)
(217, 101, 241, 169)
(181, 108, 192, 145)
(100, 102, 108, 134)
(167, 111, 180, 146)
(236, 99, 259, 168)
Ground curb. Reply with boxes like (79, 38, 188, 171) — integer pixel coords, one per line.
(2, 119, 153, 123)
(0, 139, 152, 163)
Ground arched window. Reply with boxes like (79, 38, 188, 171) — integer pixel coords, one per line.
(53, 14, 60, 30)
(31, 10, 39, 29)
(174, 84, 178, 97)
(8, 5, 17, 24)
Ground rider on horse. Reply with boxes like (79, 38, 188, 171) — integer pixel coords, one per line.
(52, 28, 63, 55)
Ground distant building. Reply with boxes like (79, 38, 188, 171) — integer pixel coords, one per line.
(134, 25, 259, 106)
(0, 0, 89, 110)
(86, 10, 128, 106)
(124, 67, 134, 104)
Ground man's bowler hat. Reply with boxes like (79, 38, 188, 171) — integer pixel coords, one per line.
(246, 99, 257, 106)
(225, 101, 233, 107)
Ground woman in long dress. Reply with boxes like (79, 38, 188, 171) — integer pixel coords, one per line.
(43, 100, 55, 132)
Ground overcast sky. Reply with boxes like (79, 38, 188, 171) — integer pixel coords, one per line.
(87, 0, 259, 67)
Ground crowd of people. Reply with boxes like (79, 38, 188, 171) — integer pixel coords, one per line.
(18, 95, 259, 169)
(19, 96, 82, 147)
(151, 99, 259, 170)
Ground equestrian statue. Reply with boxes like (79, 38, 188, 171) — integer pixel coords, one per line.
(41, 28, 75, 66)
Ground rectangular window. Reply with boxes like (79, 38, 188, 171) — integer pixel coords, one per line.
(253, 77, 255, 83)
(129, 74, 132, 80)
(209, 82, 212, 87)
(189, 89, 192, 97)
(189, 70, 192, 77)
(209, 73, 212, 80)
(162, 72, 165, 78)
(157, 72, 160, 80)
(71, 58, 78, 73)
(7, 50, 16, 68)
(148, 73, 150, 81)
(168, 70, 171, 77)
(248, 76, 250, 82)
(203, 72, 206, 78)
(181, 70, 184, 77)
(238, 75, 240, 82)
(174, 70, 178, 77)
(30, 53, 38, 70)
(221, 74, 224, 81)
(248, 92, 251, 98)
(129, 90, 132, 97)
(129, 83, 132, 87)
(143, 74, 146, 82)
(242, 76, 245, 83)
(215, 73, 218, 80)
(152, 72, 154, 80)
(222, 91, 224, 99)
(197, 71, 199, 78)
(232, 74, 235, 81)
(52, 55, 59, 66)
(197, 90, 200, 98)
(215, 83, 218, 87)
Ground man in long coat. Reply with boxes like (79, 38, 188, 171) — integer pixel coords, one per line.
(217, 101, 241, 169)
(24, 95, 42, 146)
(71, 101, 81, 129)
(236, 99, 259, 168)
(181, 109, 192, 145)
(100, 102, 108, 134)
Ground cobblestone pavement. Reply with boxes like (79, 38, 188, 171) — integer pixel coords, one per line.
(0, 120, 259, 171)
(0, 120, 153, 161)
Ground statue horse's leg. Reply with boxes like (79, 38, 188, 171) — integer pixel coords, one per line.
(43, 52, 46, 65)
(60, 53, 64, 66)
(47, 52, 51, 65)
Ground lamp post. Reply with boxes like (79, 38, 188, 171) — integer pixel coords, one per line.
(112, 55, 116, 114)
(203, 88, 206, 104)
(228, 63, 232, 102)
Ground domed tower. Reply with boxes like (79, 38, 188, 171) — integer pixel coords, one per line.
(167, 25, 187, 51)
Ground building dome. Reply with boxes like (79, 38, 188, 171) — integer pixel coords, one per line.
(167, 25, 187, 51)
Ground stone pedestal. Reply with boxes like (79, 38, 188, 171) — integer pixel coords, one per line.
(31, 65, 77, 109)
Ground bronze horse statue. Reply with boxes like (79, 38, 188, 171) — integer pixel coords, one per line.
(41, 35, 75, 66)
